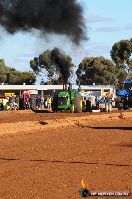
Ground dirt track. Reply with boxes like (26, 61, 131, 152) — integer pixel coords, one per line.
(0, 110, 132, 199)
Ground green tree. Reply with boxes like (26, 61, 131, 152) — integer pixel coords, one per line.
(110, 39, 132, 78)
(0, 59, 8, 83)
(5, 70, 36, 85)
(30, 48, 74, 84)
(76, 56, 127, 85)
(0, 59, 36, 85)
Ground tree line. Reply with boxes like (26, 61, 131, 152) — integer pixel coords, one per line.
(0, 38, 132, 85)
(30, 38, 132, 86)
(0, 59, 36, 85)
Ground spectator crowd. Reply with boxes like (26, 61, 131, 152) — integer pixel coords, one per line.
(0, 94, 52, 111)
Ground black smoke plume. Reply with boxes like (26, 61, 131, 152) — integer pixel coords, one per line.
(0, 0, 86, 44)
(51, 48, 73, 83)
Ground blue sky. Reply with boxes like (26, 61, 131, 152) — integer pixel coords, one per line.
(0, 0, 132, 81)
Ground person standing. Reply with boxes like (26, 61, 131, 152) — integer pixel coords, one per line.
(41, 96, 44, 109)
(9, 94, 14, 110)
(25, 95, 30, 109)
(3, 97, 8, 111)
(47, 95, 52, 110)
(36, 95, 41, 110)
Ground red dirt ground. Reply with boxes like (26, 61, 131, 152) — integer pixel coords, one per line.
(0, 110, 132, 199)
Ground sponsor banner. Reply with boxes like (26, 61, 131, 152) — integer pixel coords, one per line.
(29, 90, 38, 95)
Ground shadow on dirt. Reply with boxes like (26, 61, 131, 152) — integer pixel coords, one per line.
(32, 109, 52, 113)
(76, 123, 132, 131)
(38, 121, 48, 125)
(90, 126, 132, 130)
(0, 157, 132, 167)
(115, 144, 132, 148)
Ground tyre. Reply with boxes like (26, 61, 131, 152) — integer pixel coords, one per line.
(86, 100, 92, 112)
(74, 93, 82, 113)
(108, 103, 112, 112)
(52, 94, 58, 112)
(118, 106, 122, 110)
(105, 103, 109, 112)
(82, 101, 86, 111)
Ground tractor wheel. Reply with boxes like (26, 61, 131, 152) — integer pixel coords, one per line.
(108, 103, 112, 112)
(52, 94, 58, 112)
(82, 101, 86, 111)
(74, 93, 82, 113)
(105, 103, 109, 112)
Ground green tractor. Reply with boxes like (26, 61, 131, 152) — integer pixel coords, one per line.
(52, 84, 82, 113)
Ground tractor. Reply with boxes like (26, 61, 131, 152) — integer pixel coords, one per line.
(116, 79, 132, 110)
(52, 83, 82, 113)
(83, 95, 113, 112)
(94, 96, 113, 112)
